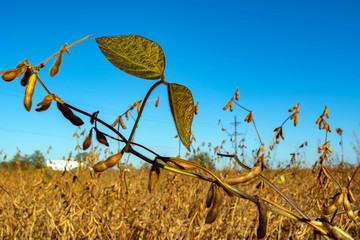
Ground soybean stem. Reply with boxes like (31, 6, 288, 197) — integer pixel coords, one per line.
(124, 80, 163, 152)
(37, 35, 94, 68)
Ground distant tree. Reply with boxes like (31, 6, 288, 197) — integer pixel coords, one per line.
(74, 152, 89, 161)
(142, 162, 151, 170)
(0, 150, 46, 170)
(188, 152, 216, 170)
(28, 150, 46, 169)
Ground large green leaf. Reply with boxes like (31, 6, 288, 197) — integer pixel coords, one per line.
(168, 83, 194, 151)
(96, 35, 166, 80)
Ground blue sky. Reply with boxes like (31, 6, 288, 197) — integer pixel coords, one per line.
(0, 0, 359, 168)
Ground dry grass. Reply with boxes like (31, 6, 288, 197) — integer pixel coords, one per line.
(0, 166, 358, 239)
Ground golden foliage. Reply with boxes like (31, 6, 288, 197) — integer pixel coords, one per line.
(96, 35, 166, 80)
(167, 83, 194, 151)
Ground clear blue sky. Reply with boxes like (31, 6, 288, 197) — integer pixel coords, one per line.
(0, 0, 359, 168)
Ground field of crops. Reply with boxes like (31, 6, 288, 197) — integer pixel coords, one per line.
(1, 29, 359, 240)
(0, 165, 358, 239)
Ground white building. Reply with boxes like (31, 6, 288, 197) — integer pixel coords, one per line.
(46, 160, 80, 171)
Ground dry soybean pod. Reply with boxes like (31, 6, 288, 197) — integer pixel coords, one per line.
(244, 111, 253, 123)
(206, 183, 215, 208)
(324, 204, 337, 216)
(137, 101, 141, 113)
(50, 46, 66, 77)
(222, 99, 232, 111)
(324, 192, 344, 215)
(294, 113, 299, 126)
(257, 197, 268, 239)
(21, 67, 32, 86)
(235, 88, 239, 101)
(119, 116, 127, 129)
(2, 70, 18, 81)
(166, 157, 197, 170)
(194, 102, 199, 114)
(23, 72, 38, 111)
(323, 221, 349, 240)
(256, 144, 264, 157)
(16, 64, 26, 76)
(205, 186, 223, 224)
(35, 94, 55, 112)
(343, 193, 356, 220)
(95, 128, 109, 146)
(93, 152, 123, 172)
(2, 69, 21, 82)
(224, 165, 261, 185)
(148, 164, 160, 193)
(110, 117, 119, 128)
(56, 102, 84, 126)
(82, 129, 93, 150)
(2, 62, 26, 82)
(335, 192, 345, 208)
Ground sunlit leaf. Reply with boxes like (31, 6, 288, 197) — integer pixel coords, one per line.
(96, 35, 166, 80)
(168, 83, 194, 151)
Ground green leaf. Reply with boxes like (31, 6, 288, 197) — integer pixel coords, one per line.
(96, 35, 166, 80)
(168, 83, 194, 151)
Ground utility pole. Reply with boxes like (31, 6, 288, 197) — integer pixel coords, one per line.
(230, 116, 241, 154)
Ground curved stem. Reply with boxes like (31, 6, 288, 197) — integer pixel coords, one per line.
(280, 114, 292, 127)
(252, 119, 263, 145)
(63, 101, 127, 143)
(322, 166, 342, 190)
(37, 77, 51, 95)
(218, 153, 311, 221)
(232, 100, 251, 112)
(264, 128, 279, 155)
(36, 35, 94, 68)
(124, 80, 163, 152)
(127, 147, 154, 165)
(232, 101, 263, 145)
(347, 164, 360, 188)
(102, 132, 160, 157)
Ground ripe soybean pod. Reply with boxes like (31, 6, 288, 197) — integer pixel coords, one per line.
(205, 185, 223, 224)
(324, 192, 344, 216)
(23, 72, 38, 111)
(82, 130, 93, 150)
(206, 183, 216, 208)
(56, 102, 84, 126)
(21, 68, 32, 86)
(165, 157, 197, 170)
(224, 165, 261, 185)
(148, 164, 160, 193)
(95, 128, 109, 147)
(2, 62, 26, 82)
(343, 193, 356, 220)
(93, 152, 123, 172)
(119, 116, 127, 129)
(50, 45, 67, 77)
(2, 68, 25, 81)
(257, 197, 268, 239)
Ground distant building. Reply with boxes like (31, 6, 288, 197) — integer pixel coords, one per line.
(46, 160, 80, 171)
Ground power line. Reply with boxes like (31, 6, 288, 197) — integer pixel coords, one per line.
(0, 127, 69, 139)
(222, 116, 246, 154)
